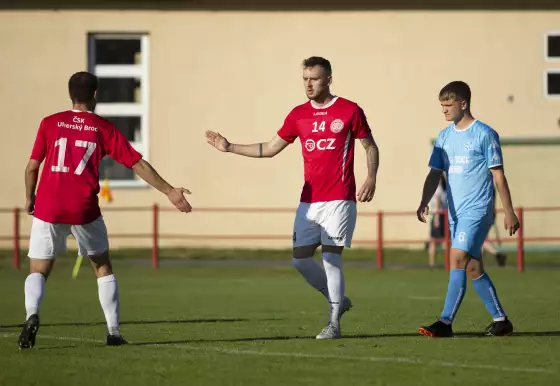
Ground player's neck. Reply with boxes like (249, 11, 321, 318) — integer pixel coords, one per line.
(72, 103, 92, 113)
(454, 113, 475, 130)
(311, 93, 335, 108)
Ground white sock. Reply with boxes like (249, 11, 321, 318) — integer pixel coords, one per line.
(292, 258, 329, 299)
(25, 273, 46, 320)
(97, 274, 120, 337)
(322, 252, 345, 327)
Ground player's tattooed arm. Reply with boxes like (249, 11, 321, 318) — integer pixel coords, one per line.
(490, 166, 520, 235)
(360, 134, 379, 179)
(357, 134, 379, 202)
(417, 168, 443, 222)
(24, 159, 41, 215)
(205, 131, 290, 158)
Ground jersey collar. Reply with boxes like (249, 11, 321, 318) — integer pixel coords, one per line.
(310, 96, 339, 109)
(453, 119, 477, 132)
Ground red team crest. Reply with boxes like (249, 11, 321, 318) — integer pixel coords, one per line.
(330, 119, 344, 133)
(277, 97, 371, 203)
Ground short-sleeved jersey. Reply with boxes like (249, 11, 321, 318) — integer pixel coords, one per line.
(428, 120, 503, 223)
(277, 97, 372, 203)
(30, 110, 142, 225)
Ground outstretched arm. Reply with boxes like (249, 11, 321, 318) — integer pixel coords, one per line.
(205, 131, 290, 158)
(356, 133, 379, 202)
(417, 169, 443, 222)
(132, 159, 192, 213)
(490, 166, 520, 235)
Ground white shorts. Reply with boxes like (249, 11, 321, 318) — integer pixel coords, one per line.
(28, 216, 109, 259)
(293, 200, 357, 248)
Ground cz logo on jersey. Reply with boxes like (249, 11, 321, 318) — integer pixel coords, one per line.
(305, 139, 336, 152)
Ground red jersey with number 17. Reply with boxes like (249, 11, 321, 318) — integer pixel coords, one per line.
(277, 97, 372, 203)
(30, 110, 142, 225)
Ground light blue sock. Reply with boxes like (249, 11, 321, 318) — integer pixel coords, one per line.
(440, 269, 467, 324)
(472, 273, 506, 321)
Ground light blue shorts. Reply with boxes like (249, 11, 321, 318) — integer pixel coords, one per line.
(449, 218, 493, 259)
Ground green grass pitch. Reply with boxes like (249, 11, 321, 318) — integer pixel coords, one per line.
(0, 249, 559, 385)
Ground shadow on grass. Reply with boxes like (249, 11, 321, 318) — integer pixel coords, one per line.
(0, 317, 280, 329)
(129, 330, 560, 346)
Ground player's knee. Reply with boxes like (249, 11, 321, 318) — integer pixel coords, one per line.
(321, 245, 344, 255)
(29, 258, 54, 278)
(293, 245, 318, 259)
(450, 249, 469, 269)
(88, 250, 113, 278)
(466, 258, 484, 279)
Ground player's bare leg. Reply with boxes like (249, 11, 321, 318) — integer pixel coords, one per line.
(428, 239, 437, 267)
(483, 239, 507, 267)
(89, 251, 127, 346)
(19, 259, 54, 349)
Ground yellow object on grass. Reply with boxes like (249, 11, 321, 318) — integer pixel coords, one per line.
(72, 255, 83, 279)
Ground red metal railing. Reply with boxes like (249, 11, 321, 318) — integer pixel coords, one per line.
(2, 205, 560, 272)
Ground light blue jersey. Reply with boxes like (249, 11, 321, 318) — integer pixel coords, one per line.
(429, 120, 503, 224)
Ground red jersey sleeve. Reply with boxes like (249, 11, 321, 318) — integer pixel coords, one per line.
(103, 124, 143, 168)
(277, 109, 299, 143)
(351, 107, 372, 139)
(30, 119, 47, 162)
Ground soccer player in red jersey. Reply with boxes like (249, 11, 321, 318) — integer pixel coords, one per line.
(206, 57, 379, 339)
(19, 72, 192, 349)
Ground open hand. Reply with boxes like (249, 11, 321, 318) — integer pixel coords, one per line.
(205, 130, 230, 152)
(167, 187, 192, 213)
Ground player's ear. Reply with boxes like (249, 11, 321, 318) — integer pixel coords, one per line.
(461, 99, 468, 111)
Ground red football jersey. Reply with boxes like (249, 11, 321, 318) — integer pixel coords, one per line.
(30, 110, 142, 224)
(277, 97, 372, 203)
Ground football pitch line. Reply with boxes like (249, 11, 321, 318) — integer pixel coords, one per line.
(1, 333, 554, 374)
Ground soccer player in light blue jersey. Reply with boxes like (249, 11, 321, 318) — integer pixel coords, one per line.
(416, 81, 520, 337)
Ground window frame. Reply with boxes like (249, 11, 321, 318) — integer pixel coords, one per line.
(545, 31, 560, 62)
(544, 69, 560, 100)
(88, 32, 150, 188)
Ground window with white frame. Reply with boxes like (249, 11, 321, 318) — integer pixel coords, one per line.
(546, 33, 560, 60)
(546, 70, 560, 98)
(88, 33, 149, 186)
(545, 33, 560, 98)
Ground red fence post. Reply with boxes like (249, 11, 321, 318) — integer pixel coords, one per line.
(376, 211, 384, 269)
(516, 207, 524, 273)
(13, 207, 20, 270)
(152, 203, 159, 270)
(444, 209, 451, 272)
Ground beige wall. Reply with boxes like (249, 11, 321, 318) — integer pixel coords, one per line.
(1, 10, 559, 250)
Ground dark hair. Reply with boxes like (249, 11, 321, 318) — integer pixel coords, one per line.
(302, 56, 332, 76)
(439, 81, 471, 107)
(68, 71, 97, 103)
